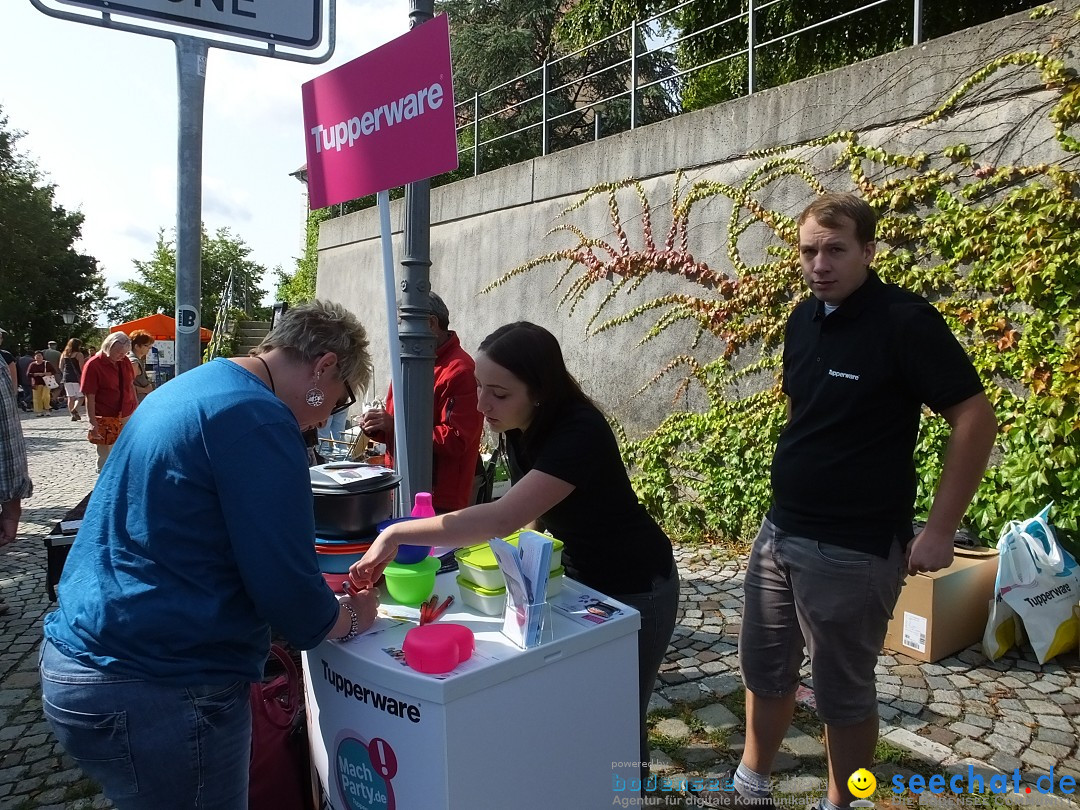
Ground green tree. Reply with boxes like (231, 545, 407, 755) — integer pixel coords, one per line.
(274, 208, 328, 305)
(675, 0, 1045, 110)
(0, 106, 109, 349)
(115, 226, 268, 329)
(439, 0, 676, 174)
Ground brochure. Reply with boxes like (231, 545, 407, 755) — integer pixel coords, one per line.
(490, 534, 554, 648)
(310, 463, 395, 486)
(517, 531, 552, 604)
(549, 590, 625, 627)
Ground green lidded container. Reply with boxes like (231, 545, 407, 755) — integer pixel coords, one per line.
(457, 566, 566, 615)
(454, 530, 564, 590)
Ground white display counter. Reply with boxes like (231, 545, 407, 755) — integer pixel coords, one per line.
(303, 571, 641, 810)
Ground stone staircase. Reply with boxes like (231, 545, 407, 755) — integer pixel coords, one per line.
(233, 320, 271, 356)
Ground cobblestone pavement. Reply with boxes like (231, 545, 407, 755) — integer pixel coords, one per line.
(2, 411, 1079, 808)
(0, 409, 109, 809)
(651, 548, 1080, 809)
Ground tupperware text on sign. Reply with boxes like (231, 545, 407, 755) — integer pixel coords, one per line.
(308, 82, 446, 154)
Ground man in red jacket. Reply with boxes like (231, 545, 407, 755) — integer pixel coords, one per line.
(361, 292, 484, 512)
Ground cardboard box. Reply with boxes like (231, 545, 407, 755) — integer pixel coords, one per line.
(884, 548, 999, 663)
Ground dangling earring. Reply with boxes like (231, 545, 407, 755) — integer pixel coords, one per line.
(306, 371, 326, 407)
(534, 401, 541, 407)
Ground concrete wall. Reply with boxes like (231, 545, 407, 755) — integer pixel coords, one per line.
(317, 4, 1078, 436)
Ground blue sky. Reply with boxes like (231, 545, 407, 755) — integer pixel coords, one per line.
(2, 0, 407, 308)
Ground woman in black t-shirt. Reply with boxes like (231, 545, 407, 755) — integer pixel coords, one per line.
(60, 338, 86, 421)
(351, 321, 679, 774)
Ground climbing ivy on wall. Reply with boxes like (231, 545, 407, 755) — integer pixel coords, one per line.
(484, 7, 1080, 547)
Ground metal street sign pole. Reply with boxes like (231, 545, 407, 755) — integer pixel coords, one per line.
(174, 36, 207, 373)
(29, 0, 336, 376)
(398, 0, 437, 503)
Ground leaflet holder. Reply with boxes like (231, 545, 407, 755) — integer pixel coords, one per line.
(501, 598, 552, 650)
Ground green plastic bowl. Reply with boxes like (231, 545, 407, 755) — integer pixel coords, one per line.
(383, 557, 439, 605)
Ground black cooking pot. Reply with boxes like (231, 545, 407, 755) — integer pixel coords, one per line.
(310, 464, 401, 539)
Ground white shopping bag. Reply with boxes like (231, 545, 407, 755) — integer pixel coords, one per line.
(982, 504, 1080, 663)
(983, 590, 1025, 661)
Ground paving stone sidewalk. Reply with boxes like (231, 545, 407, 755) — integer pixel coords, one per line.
(1, 411, 1078, 808)
(650, 549, 1080, 809)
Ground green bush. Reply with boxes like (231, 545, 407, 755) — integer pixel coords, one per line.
(486, 27, 1080, 547)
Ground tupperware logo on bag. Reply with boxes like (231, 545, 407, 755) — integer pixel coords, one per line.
(322, 660, 421, 723)
(1023, 581, 1072, 607)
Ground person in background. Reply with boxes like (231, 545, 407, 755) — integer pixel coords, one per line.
(59, 338, 87, 421)
(26, 351, 58, 417)
(350, 321, 679, 778)
(0, 329, 15, 390)
(316, 405, 348, 459)
(16, 348, 33, 412)
(128, 330, 156, 404)
(42, 339, 61, 368)
(0, 366, 32, 616)
(694, 193, 997, 810)
(41, 300, 378, 809)
(360, 291, 484, 511)
(43, 339, 63, 410)
(80, 333, 137, 471)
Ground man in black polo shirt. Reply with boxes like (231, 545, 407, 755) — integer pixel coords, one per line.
(697, 194, 996, 810)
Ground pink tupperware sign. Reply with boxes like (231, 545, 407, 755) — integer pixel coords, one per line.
(301, 14, 458, 210)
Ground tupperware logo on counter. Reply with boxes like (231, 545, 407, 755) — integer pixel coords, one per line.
(335, 734, 398, 810)
(322, 660, 421, 723)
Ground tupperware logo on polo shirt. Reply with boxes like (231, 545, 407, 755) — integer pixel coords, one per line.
(828, 368, 860, 381)
(322, 660, 421, 723)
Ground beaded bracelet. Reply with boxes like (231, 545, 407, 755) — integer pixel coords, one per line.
(336, 599, 360, 642)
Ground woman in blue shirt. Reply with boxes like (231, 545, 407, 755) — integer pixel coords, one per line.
(41, 300, 379, 809)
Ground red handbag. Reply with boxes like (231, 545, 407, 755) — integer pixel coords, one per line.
(249, 645, 312, 810)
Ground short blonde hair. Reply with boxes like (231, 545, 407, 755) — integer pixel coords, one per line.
(254, 300, 372, 393)
(101, 332, 132, 354)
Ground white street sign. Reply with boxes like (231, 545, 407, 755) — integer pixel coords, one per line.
(55, 0, 322, 49)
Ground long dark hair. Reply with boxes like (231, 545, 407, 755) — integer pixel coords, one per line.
(478, 322, 594, 454)
(61, 338, 82, 359)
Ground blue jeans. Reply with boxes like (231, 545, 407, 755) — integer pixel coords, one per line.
(611, 559, 680, 775)
(40, 639, 251, 809)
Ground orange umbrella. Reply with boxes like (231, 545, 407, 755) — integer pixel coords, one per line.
(109, 313, 213, 343)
